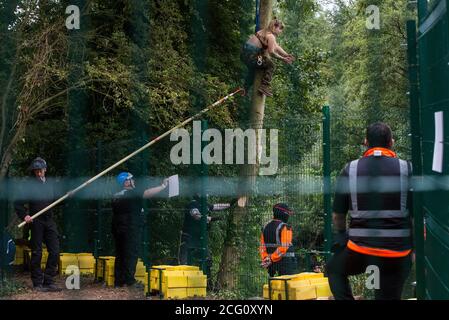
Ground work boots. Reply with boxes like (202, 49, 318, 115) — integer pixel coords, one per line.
(258, 84, 273, 97)
(43, 283, 62, 292)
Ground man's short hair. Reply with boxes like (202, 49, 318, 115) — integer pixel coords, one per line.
(366, 122, 392, 148)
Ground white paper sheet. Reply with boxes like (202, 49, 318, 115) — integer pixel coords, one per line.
(432, 111, 444, 173)
(168, 174, 179, 198)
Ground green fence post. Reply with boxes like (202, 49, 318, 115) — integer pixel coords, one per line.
(93, 141, 102, 258)
(200, 120, 209, 276)
(418, 0, 428, 24)
(64, 0, 89, 253)
(141, 136, 150, 267)
(322, 106, 332, 261)
(407, 19, 426, 300)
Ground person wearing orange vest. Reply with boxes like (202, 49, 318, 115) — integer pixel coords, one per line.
(259, 203, 297, 277)
(326, 122, 413, 300)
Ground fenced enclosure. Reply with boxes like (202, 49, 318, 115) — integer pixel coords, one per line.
(1, 103, 420, 299)
(0, 106, 332, 298)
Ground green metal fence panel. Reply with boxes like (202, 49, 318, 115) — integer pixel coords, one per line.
(407, 19, 426, 300)
(416, 0, 449, 299)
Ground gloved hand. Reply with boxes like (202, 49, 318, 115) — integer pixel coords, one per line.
(331, 231, 348, 253)
(260, 256, 272, 268)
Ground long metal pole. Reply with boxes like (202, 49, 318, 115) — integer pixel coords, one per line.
(18, 88, 243, 228)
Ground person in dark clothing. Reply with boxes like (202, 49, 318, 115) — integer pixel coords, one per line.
(259, 203, 297, 277)
(179, 194, 235, 273)
(111, 172, 168, 287)
(14, 157, 61, 292)
(326, 122, 413, 300)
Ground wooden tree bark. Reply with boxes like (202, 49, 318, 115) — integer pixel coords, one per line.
(217, 0, 273, 290)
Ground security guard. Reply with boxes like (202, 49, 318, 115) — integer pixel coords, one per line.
(111, 172, 167, 287)
(179, 194, 235, 271)
(14, 157, 61, 292)
(326, 122, 413, 300)
(259, 203, 297, 277)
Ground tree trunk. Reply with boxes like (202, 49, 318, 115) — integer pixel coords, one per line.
(217, 0, 273, 290)
(0, 120, 27, 179)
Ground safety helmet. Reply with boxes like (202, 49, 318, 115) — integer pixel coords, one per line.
(116, 172, 133, 187)
(28, 157, 47, 171)
(273, 203, 293, 222)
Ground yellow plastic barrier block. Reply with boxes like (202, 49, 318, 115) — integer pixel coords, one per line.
(186, 273, 207, 288)
(165, 288, 188, 299)
(270, 278, 291, 290)
(309, 277, 329, 285)
(96, 256, 115, 280)
(77, 254, 95, 269)
(271, 289, 286, 300)
(267, 280, 317, 300)
(315, 283, 332, 298)
(150, 277, 159, 291)
(150, 267, 179, 289)
(289, 286, 317, 300)
(14, 245, 27, 265)
(288, 280, 311, 289)
(174, 265, 200, 271)
(291, 272, 324, 281)
(135, 260, 146, 277)
(263, 284, 269, 299)
(270, 278, 310, 291)
(59, 254, 79, 275)
(106, 276, 115, 287)
(14, 252, 24, 264)
(104, 265, 114, 279)
(151, 265, 177, 271)
(187, 287, 206, 297)
(271, 286, 317, 300)
(162, 271, 188, 290)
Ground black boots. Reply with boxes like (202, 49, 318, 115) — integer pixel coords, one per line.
(258, 84, 273, 97)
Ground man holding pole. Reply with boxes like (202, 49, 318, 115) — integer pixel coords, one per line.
(179, 193, 236, 276)
(14, 89, 242, 288)
(14, 157, 61, 292)
(112, 172, 168, 288)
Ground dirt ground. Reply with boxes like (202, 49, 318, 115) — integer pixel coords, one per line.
(1, 271, 150, 300)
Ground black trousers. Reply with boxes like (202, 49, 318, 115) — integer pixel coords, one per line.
(268, 256, 298, 277)
(112, 224, 139, 286)
(30, 219, 60, 287)
(179, 232, 212, 277)
(326, 247, 412, 300)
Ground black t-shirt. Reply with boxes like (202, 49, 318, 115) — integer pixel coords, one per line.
(182, 200, 211, 241)
(14, 177, 60, 222)
(111, 186, 146, 229)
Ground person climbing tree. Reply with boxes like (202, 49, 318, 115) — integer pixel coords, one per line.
(241, 17, 295, 97)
